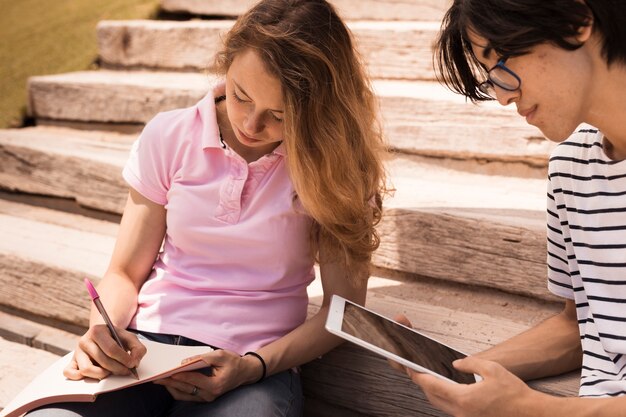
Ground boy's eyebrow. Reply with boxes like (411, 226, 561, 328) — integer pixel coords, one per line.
(233, 80, 285, 113)
(482, 46, 493, 59)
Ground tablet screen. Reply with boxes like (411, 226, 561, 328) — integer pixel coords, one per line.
(342, 302, 475, 384)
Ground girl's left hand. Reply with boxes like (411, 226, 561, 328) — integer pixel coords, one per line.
(153, 349, 262, 402)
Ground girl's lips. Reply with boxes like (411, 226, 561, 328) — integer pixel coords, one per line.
(237, 128, 261, 143)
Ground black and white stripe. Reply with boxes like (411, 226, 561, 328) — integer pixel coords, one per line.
(547, 127, 626, 398)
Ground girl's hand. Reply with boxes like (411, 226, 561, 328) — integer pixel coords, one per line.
(63, 324, 146, 381)
(154, 349, 264, 402)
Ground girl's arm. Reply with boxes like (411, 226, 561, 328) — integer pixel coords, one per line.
(65, 188, 166, 380)
(92, 188, 166, 327)
(252, 235, 369, 378)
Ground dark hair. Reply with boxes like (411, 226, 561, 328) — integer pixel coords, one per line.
(435, 0, 626, 102)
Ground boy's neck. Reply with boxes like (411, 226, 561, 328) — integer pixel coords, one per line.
(586, 62, 626, 160)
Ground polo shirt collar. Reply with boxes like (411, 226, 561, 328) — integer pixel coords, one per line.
(199, 82, 226, 150)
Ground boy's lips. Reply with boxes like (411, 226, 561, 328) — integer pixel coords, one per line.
(518, 105, 537, 121)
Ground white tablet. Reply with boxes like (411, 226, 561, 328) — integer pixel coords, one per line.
(325, 294, 481, 384)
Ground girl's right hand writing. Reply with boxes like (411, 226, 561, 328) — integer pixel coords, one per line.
(63, 324, 146, 380)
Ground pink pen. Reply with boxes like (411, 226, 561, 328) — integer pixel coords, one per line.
(84, 278, 139, 379)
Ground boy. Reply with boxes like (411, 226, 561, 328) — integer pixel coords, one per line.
(396, 1, 626, 416)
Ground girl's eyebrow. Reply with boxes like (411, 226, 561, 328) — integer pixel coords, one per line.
(233, 80, 251, 98)
(233, 80, 284, 113)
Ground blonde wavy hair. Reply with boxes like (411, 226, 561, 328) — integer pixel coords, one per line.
(215, 0, 388, 281)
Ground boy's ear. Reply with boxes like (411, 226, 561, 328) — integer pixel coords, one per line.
(575, 1, 594, 43)
(576, 21, 593, 43)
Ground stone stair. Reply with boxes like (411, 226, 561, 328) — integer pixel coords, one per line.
(0, 1, 575, 416)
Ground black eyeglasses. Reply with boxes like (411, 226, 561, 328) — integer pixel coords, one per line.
(478, 58, 521, 99)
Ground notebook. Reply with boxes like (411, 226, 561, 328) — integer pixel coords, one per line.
(0, 339, 213, 417)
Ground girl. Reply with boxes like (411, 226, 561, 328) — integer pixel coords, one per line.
(30, 0, 387, 416)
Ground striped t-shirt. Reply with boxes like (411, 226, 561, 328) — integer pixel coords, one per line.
(547, 127, 626, 397)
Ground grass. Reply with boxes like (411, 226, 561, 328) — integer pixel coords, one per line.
(0, 0, 160, 129)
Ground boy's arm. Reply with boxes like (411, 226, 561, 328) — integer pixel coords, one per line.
(474, 298, 582, 380)
(410, 356, 624, 417)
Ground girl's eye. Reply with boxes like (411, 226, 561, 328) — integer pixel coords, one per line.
(232, 89, 283, 123)
(232, 90, 247, 103)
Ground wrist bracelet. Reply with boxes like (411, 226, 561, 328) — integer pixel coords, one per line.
(244, 351, 267, 383)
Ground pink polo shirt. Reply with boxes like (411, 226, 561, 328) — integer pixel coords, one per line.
(122, 85, 315, 354)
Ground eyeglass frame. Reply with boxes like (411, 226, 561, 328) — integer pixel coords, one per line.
(478, 58, 522, 99)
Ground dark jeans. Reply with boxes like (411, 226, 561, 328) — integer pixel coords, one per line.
(27, 331, 303, 417)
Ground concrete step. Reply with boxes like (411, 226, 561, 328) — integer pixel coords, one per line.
(27, 71, 554, 168)
(0, 128, 551, 301)
(159, 0, 448, 21)
(97, 19, 439, 81)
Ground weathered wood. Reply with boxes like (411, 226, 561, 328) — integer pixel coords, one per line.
(97, 20, 229, 73)
(0, 200, 552, 344)
(0, 311, 78, 356)
(0, 199, 576, 417)
(351, 21, 439, 80)
(0, 200, 114, 329)
(0, 129, 550, 298)
(0, 127, 130, 214)
(301, 342, 579, 417)
(0, 253, 93, 330)
(0, 338, 59, 411)
(160, 0, 449, 21)
(27, 71, 215, 124)
(375, 81, 554, 166)
(375, 208, 558, 302)
(97, 20, 440, 81)
(27, 72, 554, 166)
(302, 297, 577, 417)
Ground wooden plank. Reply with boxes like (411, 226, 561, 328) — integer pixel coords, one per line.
(351, 21, 439, 80)
(0, 195, 554, 335)
(27, 71, 215, 124)
(26, 71, 554, 166)
(0, 311, 78, 356)
(0, 200, 576, 416)
(0, 128, 551, 298)
(0, 127, 130, 214)
(0, 127, 548, 217)
(0, 199, 114, 329)
(0, 338, 59, 411)
(97, 20, 439, 81)
(374, 81, 554, 166)
(301, 342, 579, 417)
(97, 20, 229, 73)
(374, 207, 559, 302)
(160, 0, 449, 21)
(302, 297, 576, 416)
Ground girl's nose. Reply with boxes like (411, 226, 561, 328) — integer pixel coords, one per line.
(244, 113, 264, 134)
